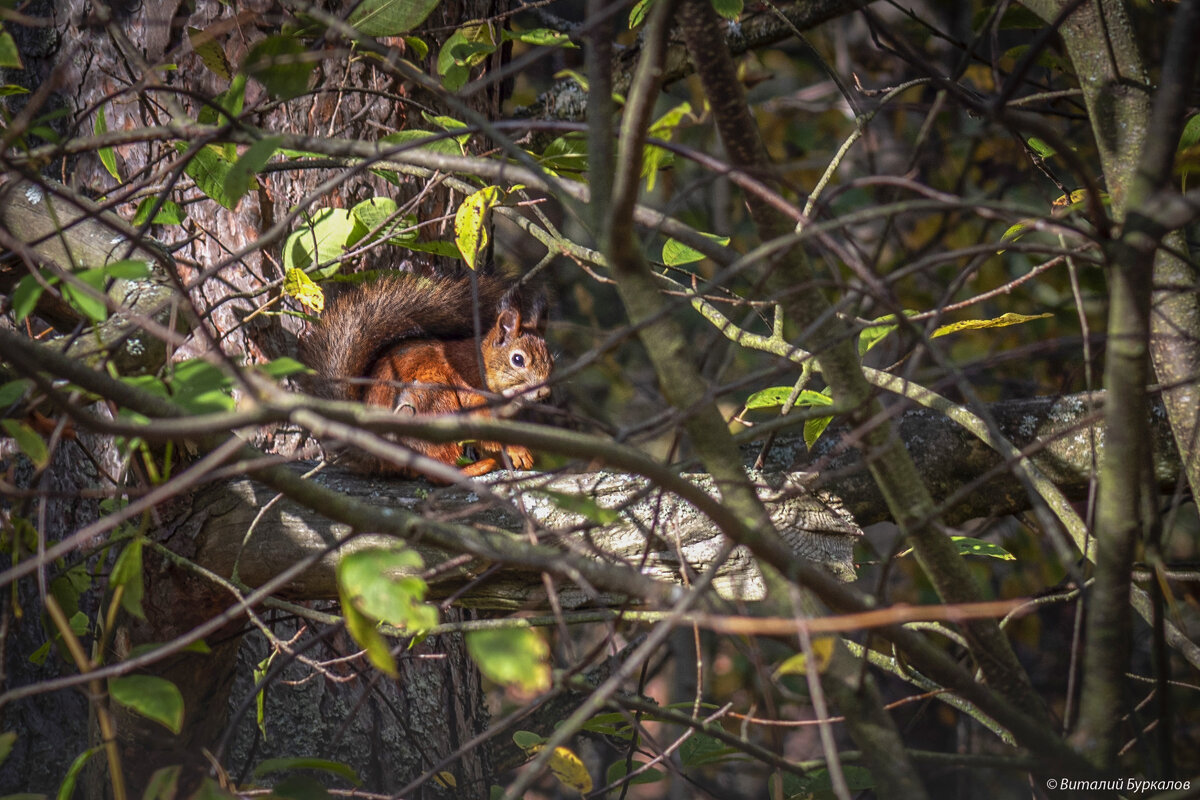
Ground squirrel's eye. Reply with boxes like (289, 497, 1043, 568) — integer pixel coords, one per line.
(511, 351, 526, 368)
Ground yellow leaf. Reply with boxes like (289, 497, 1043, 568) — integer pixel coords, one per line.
(283, 267, 325, 313)
(774, 636, 836, 677)
(1051, 188, 1090, 211)
(187, 26, 231, 80)
(432, 771, 456, 788)
(529, 745, 593, 794)
(454, 185, 503, 270)
(931, 312, 1052, 338)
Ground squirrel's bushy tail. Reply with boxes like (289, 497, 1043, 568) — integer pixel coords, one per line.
(300, 272, 514, 402)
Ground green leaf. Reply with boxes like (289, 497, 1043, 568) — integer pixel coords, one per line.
(950, 536, 1015, 560)
(50, 567, 90, 622)
(465, 628, 551, 693)
(108, 675, 184, 734)
(2, 419, 50, 470)
(342, 601, 396, 677)
(0, 27, 23, 70)
(337, 546, 437, 631)
(259, 356, 313, 379)
(177, 143, 237, 209)
(224, 135, 283, 205)
(347, 0, 439, 37)
(931, 312, 1052, 338)
(436, 25, 497, 92)
(857, 311, 919, 355)
(103, 259, 152, 280)
(132, 197, 186, 226)
(0, 379, 32, 409)
(337, 546, 437, 676)
(186, 778, 239, 799)
(782, 766, 876, 797)
(110, 537, 146, 619)
(403, 239, 461, 259)
(350, 196, 416, 245)
(711, 0, 743, 20)
(1025, 137, 1056, 158)
(538, 134, 588, 171)
(641, 143, 673, 190)
(535, 489, 620, 526)
(804, 415, 834, 450)
(649, 102, 693, 138)
(998, 219, 1030, 252)
(62, 268, 108, 323)
(200, 74, 246, 130)
(253, 652, 273, 740)
(553, 68, 589, 91)
(29, 641, 53, 666)
(421, 112, 472, 146)
(55, 746, 103, 800)
(141, 766, 182, 800)
(350, 195, 398, 230)
(283, 207, 360, 278)
(243, 35, 312, 101)
(1179, 114, 1200, 153)
(253, 757, 361, 785)
(511, 730, 545, 750)
(858, 318, 895, 355)
(897, 536, 1015, 561)
(0, 84, 29, 96)
(380, 129, 465, 157)
(94, 106, 118, 179)
(11, 274, 46, 322)
(629, 0, 655, 28)
(643, 102, 692, 190)
(187, 26, 232, 80)
(1178, 114, 1200, 191)
(262, 775, 331, 800)
(404, 36, 429, 61)
(678, 734, 738, 767)
(169, 359, 234, 414)
(129, 639, 210, 659)
(0, 731, 16, 767)
(28, 125, 61, 144)
(502, 28, 576, 48)
(744, 387, 832, 411)
(661, 232, 730, 266)
(454, 186, 504, 270)
(120, 373, 169, 400)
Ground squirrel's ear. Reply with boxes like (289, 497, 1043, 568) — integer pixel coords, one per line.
(496, 307, 521, 345)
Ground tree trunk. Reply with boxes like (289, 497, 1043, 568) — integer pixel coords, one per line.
(2, 0, 512, 794)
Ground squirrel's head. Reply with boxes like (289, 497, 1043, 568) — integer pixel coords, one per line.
(486, 295, 552, 403)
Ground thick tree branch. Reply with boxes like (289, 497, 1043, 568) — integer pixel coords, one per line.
(525, 1, 863, 122)
(675, 0, 1050, 739)
(1027, 0, 1200, 764)
(0, 179, 188, 377)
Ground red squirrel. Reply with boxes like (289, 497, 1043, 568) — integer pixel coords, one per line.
(301, 272, 552, 477)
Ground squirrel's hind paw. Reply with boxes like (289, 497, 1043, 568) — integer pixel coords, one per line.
(504, 445, 535, 470)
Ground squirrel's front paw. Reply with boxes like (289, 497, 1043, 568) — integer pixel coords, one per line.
(505, 445, 535, 469)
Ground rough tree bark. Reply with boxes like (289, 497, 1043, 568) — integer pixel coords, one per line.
(1, 0, 515, 794)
